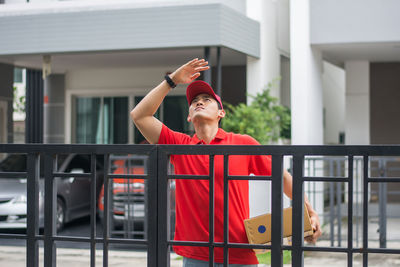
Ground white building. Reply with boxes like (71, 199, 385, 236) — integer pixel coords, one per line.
(1, 0, 399, 215)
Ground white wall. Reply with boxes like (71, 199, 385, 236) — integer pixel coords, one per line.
(290, 0, 323, 145)
(5, 0, 246, 14)
(345, 61, 370, 145)
(322, 61, 345, 144)
(246, 0, 282, 101)
(310, 0, 400, 44)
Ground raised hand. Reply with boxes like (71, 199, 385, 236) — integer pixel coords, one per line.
(170, 58, 210, 85)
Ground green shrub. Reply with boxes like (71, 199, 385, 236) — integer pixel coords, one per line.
(222, 80, 291, 144)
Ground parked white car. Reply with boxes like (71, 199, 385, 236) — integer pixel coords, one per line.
(0, 154, 104, 231)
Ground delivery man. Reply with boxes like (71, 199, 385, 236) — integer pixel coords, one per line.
(130, 58, 322, 266)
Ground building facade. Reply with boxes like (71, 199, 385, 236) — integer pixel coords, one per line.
(1, 0, 400, 215)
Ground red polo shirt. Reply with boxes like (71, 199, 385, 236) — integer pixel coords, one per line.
(158, 124, 271, 264)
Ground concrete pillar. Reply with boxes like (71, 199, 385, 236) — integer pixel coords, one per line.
(246, 0, 293, 217)
(246, 0, 284, 217)
(290, 0, 323, 145)
(290, 0, 324, 224)
(246, 0, 281, 103)
(0, 63, 14, 144)
(44, 74, 65, 143)
(345, 61, 370, 145)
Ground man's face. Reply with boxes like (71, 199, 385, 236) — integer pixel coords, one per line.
(187, 93, 225, 123)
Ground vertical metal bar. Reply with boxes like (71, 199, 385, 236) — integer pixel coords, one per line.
(223, 155, 229, 267)
(44, 153, 56, 267)
(129, 156, 134, 239)
(362, 156, 369, 267)
(347, 156, 354, 267)
(109, 156, 115, 236)
(26, 153, 39, 267)
(204, 47, 211, 84)
(25, 71, 32, 143)
(292, 155, 304, 267)
(216, 47, 222, 97)
(126, 158, 132, 239)
(355, 158, 359, 248)
(337, 181, 342, 247)
(329, 183, 335, 246)
(208, 155, 215, 267)
(103, 154, 110, 267)
(147, 147, 158, 267)
(378, 159, 387, 248)
(271, 155, 283, 267)
(90, 154, 97, 267)
(158, 147, 170, 267)
(329, 160, 335, 246)
(144, 157, 149, 241)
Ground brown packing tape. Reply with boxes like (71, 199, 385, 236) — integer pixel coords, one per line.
(244, 206, 314, 253)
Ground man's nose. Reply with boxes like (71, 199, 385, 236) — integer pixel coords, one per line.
(196, 100, 204, 106)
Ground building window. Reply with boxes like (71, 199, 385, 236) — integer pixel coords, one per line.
(75, 96, 128, 144)
(134, 95, 190, 144)
(13, 68, 23, 83)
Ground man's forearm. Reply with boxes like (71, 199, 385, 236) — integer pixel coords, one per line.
(130, 80, 172, 123)
(283, 170, 317, 214)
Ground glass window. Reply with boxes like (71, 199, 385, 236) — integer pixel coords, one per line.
(75, 96, 128, 144)
(133, 95, 189, 144)
(75, 97, 101, 144)
(13, 68, 23, 83)
(0, 154, 26, 172)
(164, 96, 190, 134)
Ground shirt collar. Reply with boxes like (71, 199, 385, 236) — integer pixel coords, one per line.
(190, 128, 227, 144)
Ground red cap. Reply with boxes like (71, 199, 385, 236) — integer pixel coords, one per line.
(186, 80, 223, 109)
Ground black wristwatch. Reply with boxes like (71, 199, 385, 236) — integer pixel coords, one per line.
(164, 74, 177, 89)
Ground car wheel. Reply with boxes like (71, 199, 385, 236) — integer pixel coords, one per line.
(56, 198, 66, 232)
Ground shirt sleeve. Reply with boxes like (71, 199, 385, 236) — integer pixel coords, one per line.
(245, 135, 272, 176)
(157, 124, 190, 145)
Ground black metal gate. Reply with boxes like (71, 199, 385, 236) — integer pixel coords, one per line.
(1, 144, 400, 267)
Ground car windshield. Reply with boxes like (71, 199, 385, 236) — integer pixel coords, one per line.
(0, 154, 69, 176)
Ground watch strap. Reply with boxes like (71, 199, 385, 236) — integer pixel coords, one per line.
(164, 74, 177, 89)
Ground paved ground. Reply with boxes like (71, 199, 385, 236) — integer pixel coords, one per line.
(1, 216, 400, 266)
(1, 243, 400, 267)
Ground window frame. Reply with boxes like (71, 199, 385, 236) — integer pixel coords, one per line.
(66, 87, 186, 144)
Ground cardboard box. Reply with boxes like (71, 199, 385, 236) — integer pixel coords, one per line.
(244, 206, 314, 253)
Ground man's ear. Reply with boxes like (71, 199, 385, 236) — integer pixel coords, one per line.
(218, 109, 226, 119)
(187, 114, 192, 122)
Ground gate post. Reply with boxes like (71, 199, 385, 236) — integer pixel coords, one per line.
(26, 153, 40, 267)
(292, 155, 304, 267)
(157, 146, 170, 267)
(271, 155, 283, 267)
(43, 153, 57, 267)
(147, 146, 159, 267)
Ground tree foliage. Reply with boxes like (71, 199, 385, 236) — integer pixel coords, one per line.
(13, 86, 25, 114)
(221, 80, 291, 144)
